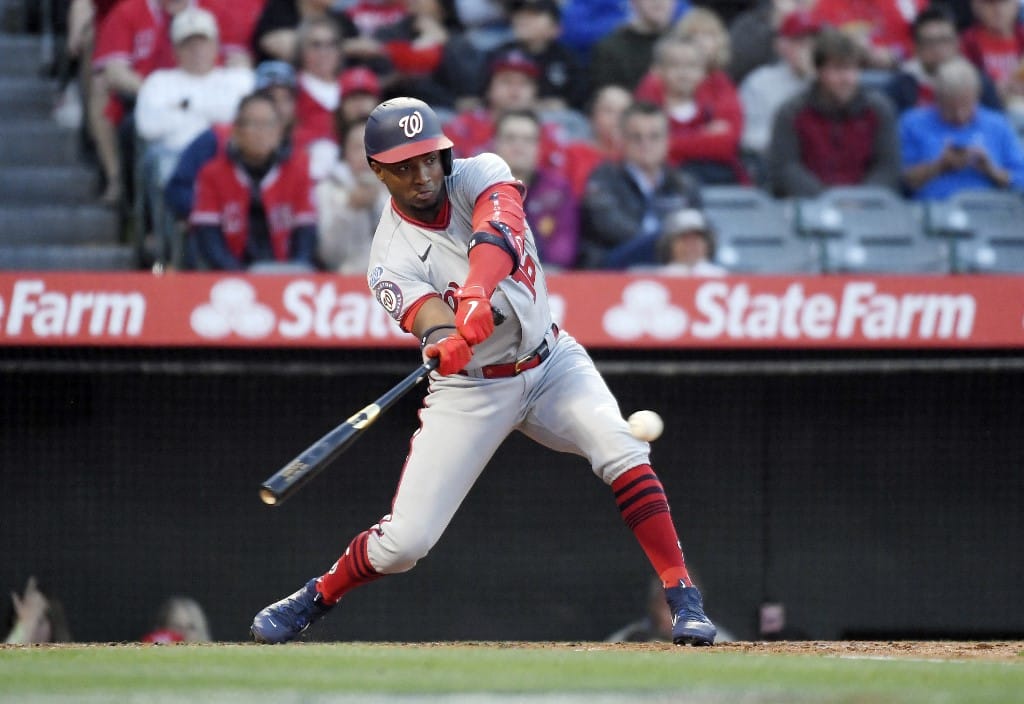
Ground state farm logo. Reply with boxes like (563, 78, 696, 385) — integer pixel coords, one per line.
(602, 280, 977, 341)
(0, 279, 145, 337)
(191, 279, 275, 339)
(189, 278, 406, 340)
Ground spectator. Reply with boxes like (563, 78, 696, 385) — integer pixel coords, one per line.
(739, 9, 821, 165)
(4, 577, 72, 645)
(251, 0, 354, 65)
(190, 93, 318, 270)
(560, 0, 690, 66)
(309, 66, 383, 181)
(165, 60, 298, 221)
(900, 57, 1024, 199)
(91, 0, 194, 205)
(338, 0, 407, 75)
(579, 101, 703, 269)
(489, 0, 588, 111)
(443, 47, 563, 164)
(652, 208, 727, 276)
(810, 0, 927, 69)
(204, 0, 265, 66)
(886, 4, 1003, 114)
(452, 0, 512, 52)
(135, 8, 254, 203)
(651, 35, 747, 185)
(292, 17, 347, 152)
(961, 0, 1024, 118)
(766, 29, 902, 197)
(727, 0, 818, 84)
(557, 84, 633, 198)
(493, 109, 580, 269)
(315, 117, 390, 273)
(373, 0, 462, 106)
(635, 8, 746, 183)
(141, 596, 213, 644)
(589, 0, 681, 95)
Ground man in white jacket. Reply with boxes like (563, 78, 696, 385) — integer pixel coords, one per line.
(135, 7, 254, 188)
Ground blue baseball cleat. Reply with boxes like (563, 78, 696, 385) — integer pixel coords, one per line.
(251, 578, 334, 644)
(665, 582, 716, 646)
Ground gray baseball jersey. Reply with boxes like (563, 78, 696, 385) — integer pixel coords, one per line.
(367, 153, 551, 370)
(361, 152, 650, 576)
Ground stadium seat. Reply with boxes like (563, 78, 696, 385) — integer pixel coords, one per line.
(925, 190, 1024, 273)
(699, 185, 821, 273)
(795, 186, 948, 274)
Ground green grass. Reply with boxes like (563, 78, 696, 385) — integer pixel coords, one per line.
(0, 643, 1022, 703)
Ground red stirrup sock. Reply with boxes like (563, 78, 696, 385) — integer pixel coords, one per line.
(611, 464, 693, 588)
(315, 530, 383, 604)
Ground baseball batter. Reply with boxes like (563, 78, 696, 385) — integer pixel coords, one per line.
(251, 98, 716, 646)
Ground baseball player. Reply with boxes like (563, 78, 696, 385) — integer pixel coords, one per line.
(250, 97, 717, 646)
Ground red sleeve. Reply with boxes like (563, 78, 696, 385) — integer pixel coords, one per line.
(190, 161, 223, 226)
(93, 2, 134, 68)
(288, 153, 318, 228)
(385, 41, 443, 75)
(634, 71, 663, 104)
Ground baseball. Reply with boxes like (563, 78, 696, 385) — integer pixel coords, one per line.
(628, 410, 664, 442)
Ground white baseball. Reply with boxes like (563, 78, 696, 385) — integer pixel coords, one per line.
(628, 410, 664, 442)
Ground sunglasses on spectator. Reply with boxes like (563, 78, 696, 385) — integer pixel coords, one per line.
(305, 38, 340, 50)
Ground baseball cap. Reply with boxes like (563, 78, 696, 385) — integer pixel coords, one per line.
(778, 10, 823, 39)
(662, 208, 709, 236)
(508, 0, 561, 21)
(171, 7, 219, 44)
(339, 67, 381, 98)
(254, 60, 297, 91)
(489, 47, 541, 79)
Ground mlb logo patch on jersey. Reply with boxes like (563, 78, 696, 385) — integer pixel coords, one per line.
(368, 265, 384, 288)
(373, 280, 404, 320)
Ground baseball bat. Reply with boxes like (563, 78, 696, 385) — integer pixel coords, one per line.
(259, 356, 439, 506)
(259, 307, 507, 506)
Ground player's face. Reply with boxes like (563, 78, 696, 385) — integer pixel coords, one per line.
(372, 151, 446, 220)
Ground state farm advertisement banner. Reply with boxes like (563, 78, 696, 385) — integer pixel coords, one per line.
(0, 273, 1022, 348)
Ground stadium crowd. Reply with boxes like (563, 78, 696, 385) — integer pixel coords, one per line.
(54, 0, 1024, 272)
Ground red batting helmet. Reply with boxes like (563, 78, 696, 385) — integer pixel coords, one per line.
(364, 97, 454, 174)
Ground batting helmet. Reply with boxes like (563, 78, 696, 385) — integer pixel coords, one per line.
(364, 97, 454, 174)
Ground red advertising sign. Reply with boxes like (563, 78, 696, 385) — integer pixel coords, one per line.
(0, 272, 1021, 348)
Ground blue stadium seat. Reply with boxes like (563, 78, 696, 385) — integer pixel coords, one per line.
(699, 185, 820, 274)
(796, 186, 949, 274)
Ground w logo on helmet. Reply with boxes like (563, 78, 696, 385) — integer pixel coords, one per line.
(398, 111, 424, 138)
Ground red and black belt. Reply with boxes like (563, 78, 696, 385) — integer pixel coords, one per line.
(463, 324, 559, 379)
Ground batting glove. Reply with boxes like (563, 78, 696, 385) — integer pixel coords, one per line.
(423, 333, 472, 376)
(453, 285, 494, 345)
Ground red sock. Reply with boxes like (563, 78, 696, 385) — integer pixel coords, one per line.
(612, 464, 693, 588)
(316, 530, 383, 604)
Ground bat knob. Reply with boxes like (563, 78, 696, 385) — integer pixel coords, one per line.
(259, 488, 279, 505)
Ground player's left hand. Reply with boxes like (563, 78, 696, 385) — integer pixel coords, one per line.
(423, 333, 472, 375)
(453, 285, 494, 345)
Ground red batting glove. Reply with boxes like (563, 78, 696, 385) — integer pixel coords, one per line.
(453, 285, 494, 345)
(423, 333, 472, 375)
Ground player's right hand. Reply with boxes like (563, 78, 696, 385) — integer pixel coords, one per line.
(423, 333, 472, 375)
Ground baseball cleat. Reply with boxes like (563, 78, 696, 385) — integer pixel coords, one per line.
(250, 578, 334, 644)
(665, 582, 716, 646)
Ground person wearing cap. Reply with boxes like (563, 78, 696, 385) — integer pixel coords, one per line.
(443, 47, 564, 168)
(739, 9, 821, 163)
(885, 4, 1003, 116)
(292, 16, 348, 152)
(134, 7, 255, 264)
(653, 208, 726, 276)
(727, 0, 818, 84)
(165, 60, 298, 221)
(308, 66, 383, 182)
(489, 0, 588, 110)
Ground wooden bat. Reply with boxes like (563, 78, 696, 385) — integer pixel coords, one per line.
(259, 357, 439, 506)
